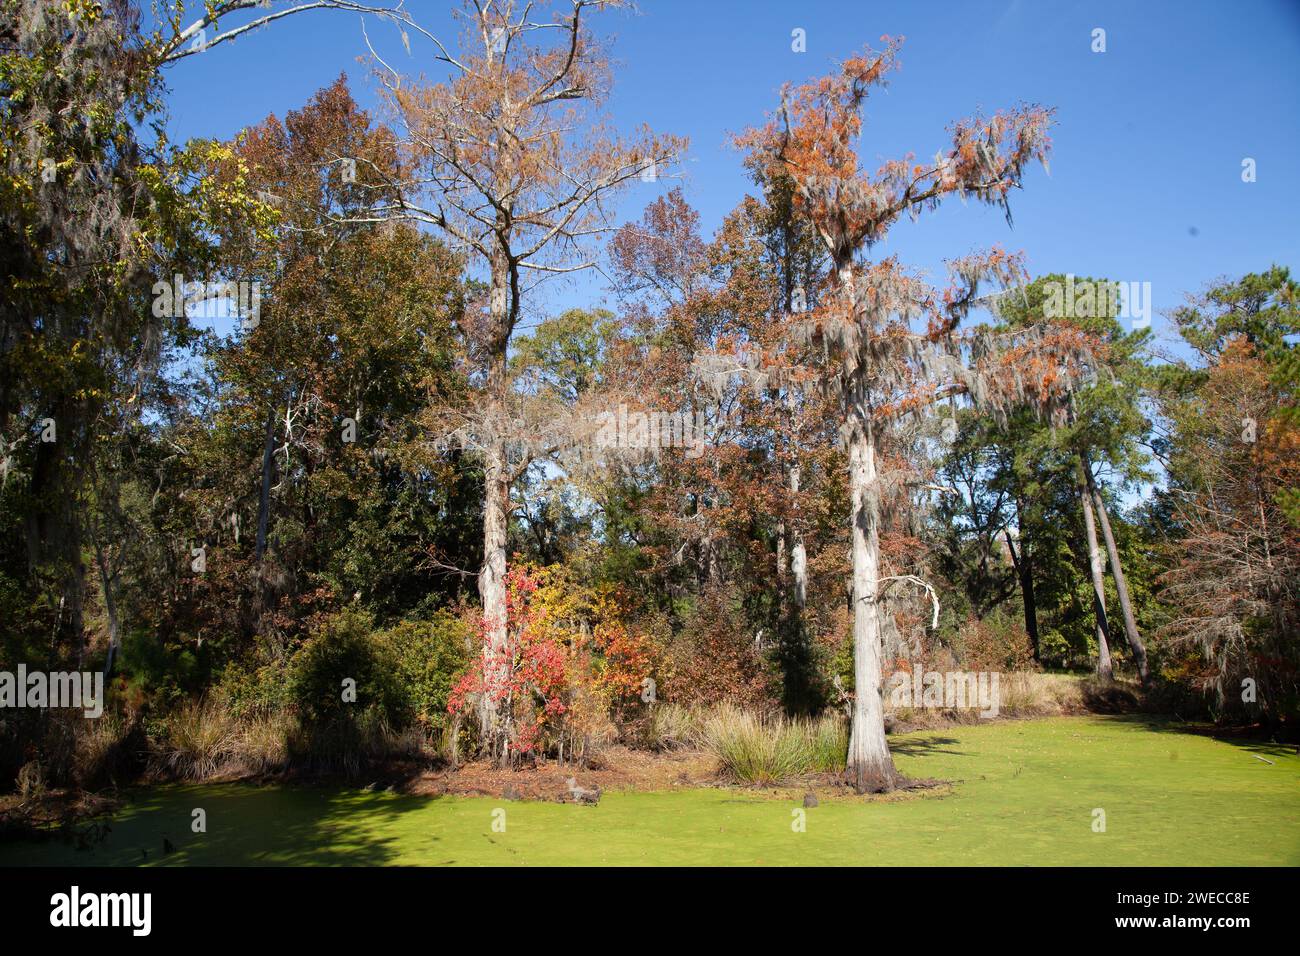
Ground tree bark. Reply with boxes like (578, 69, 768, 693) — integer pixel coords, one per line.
(1086, 471, 1149, 685)
(1078, 459, 1113, 679)
(788, 460, 807, 610)
(477, 250, 514, 765)
(838, 259, 899, 794)
(1004, 513, 1039, 662)
(477, 435, 510, 762)
(845, 409, 899, 792)
(778, 217, 809, 616)
(255, 406, 276, 561)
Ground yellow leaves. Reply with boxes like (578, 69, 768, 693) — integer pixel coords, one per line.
(512, 562, 596, 647)
(63, 0, 103, 25)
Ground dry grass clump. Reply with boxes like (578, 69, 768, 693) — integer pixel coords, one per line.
(152, 699, 238, 780)
(698, 704, 846, 784)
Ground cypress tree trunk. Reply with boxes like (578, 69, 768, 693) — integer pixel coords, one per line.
(788, 460, 807, 610)
(839, 259, 899, 794)
(478, 254, 513, 765)
(477, 436, 510, 763)
(845, 409, 898, 792)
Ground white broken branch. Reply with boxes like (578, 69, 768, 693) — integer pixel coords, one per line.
(877, 574, 941, 630)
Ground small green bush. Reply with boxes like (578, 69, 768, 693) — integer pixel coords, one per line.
(287, 608, 404, 726)
(374, 609, 471, 734)
(216, 659, 292, 718)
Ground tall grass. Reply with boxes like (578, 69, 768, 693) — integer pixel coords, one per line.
(74, 714, 136, 788)
(152, 699, 239, 780)
(646, 702, 700, 750)
(15, 760, 46, 805)
(887, 672, 1090, 726)
(235, 712, 294, 775)
(807, 711, 848, 773)
(699, 704, 846, 784)
(146, 698, 437, 782)
(998, 672, 1085, 715)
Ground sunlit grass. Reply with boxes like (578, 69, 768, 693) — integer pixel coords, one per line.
(4, 715, 1296, 866)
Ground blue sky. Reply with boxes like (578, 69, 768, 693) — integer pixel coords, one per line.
(160, 0, 1300, 349)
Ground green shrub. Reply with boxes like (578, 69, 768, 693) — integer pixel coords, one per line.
(374, 610, 471, 734)
(285, 708, 420, 780)
(118, 628, 201, 709)
(287, 608, 403, 726)
(215, 659, 292, 719)
(139, 607, 469, 781)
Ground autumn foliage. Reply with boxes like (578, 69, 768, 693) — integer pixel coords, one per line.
(448, 563, 661, 762)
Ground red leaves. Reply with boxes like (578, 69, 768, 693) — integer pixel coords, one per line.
(448, 565, 567, 752)
(448, 564, 657, 757)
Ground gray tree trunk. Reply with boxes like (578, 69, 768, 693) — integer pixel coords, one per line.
(845, 410, 898, 792)
(255, 407, 276, 560)
(839, 260, 899, 793)
(477, 437, 510, 762)
(1078, 459, 1113, 679)
(1087, 476, 1149, 684)
(788, 461, 807, 610)
(477, 252, 514, 765)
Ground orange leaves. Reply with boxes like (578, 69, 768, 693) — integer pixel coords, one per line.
(736, 37, 1052, 262)
(873, 382, 951, 423)
(946, 105, 1054, 209)
(735, 36, 902, 186)
(376, 0, 685, 297)
(609, 188, 706, 305)
(1201, 338, 1300, 491)
(979, 324, 1099, 413)
(591, 617, 658, 703)
(1157, 333, 1300, 682)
